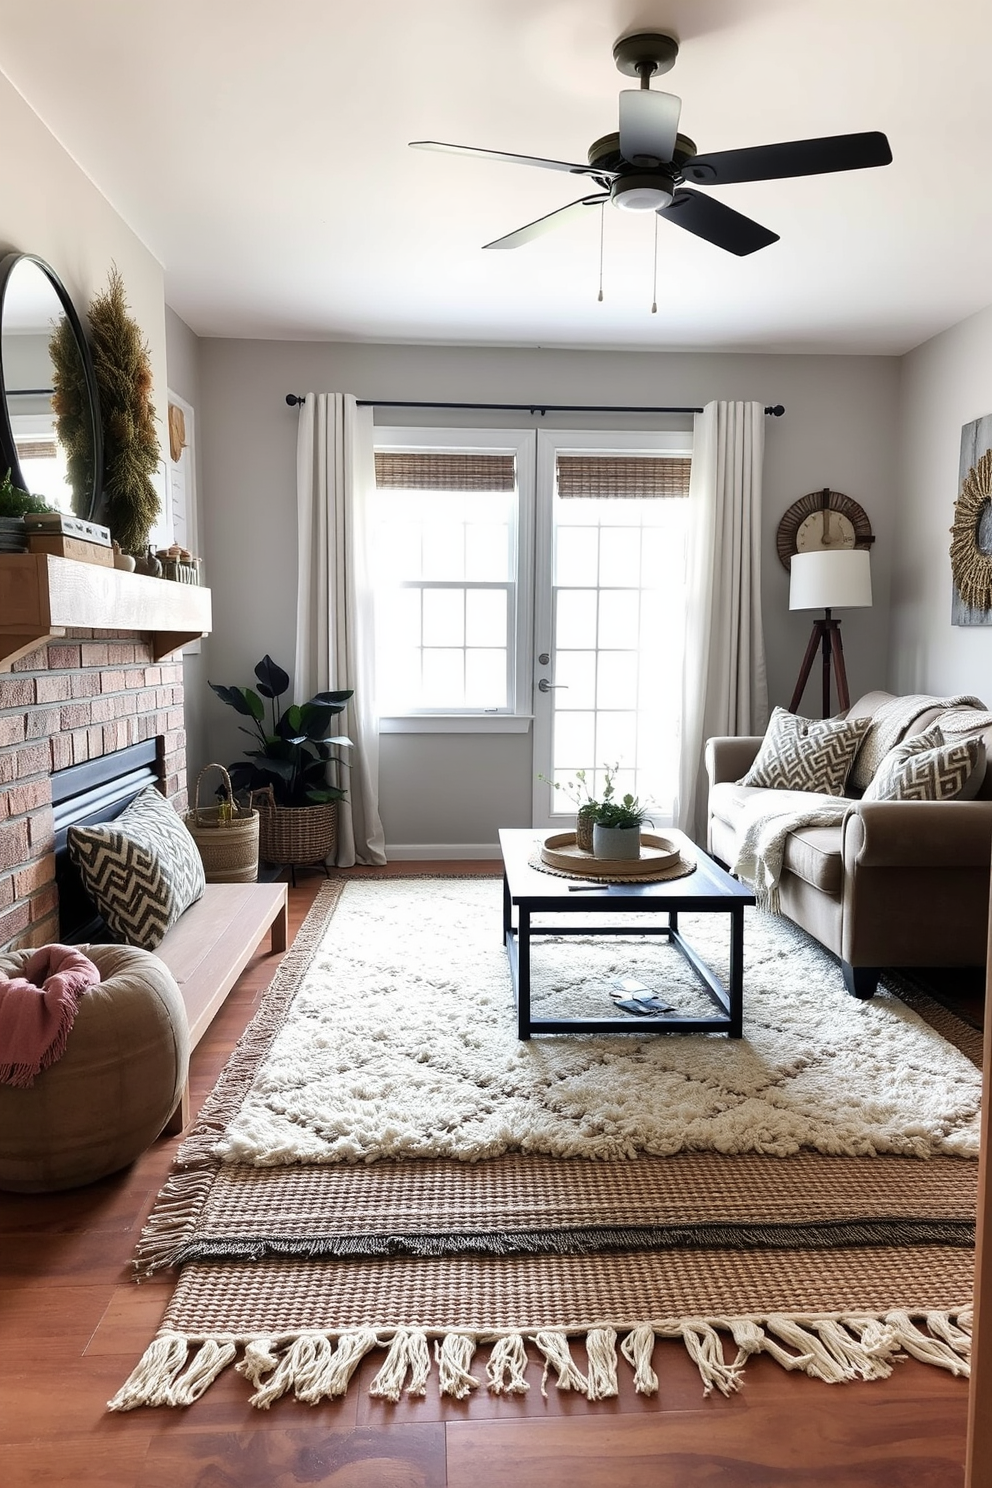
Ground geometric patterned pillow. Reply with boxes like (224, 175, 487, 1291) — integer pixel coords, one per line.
(862, 727, 986, 803)
(737, 706, 871, 795)
(67, 785, 205, 950)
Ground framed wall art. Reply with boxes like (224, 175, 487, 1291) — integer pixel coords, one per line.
(951, 411, 992, 626)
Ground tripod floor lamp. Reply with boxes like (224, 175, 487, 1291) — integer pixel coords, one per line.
(788, 549, 872, 716)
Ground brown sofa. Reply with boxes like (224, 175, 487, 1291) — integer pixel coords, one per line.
(705, 691, 992, 999)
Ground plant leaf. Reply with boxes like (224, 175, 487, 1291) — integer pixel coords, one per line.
(255, 655, 291, 699)
(209, 683, 264, 722)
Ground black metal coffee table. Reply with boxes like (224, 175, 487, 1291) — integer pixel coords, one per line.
(499, 828, 754, 1041)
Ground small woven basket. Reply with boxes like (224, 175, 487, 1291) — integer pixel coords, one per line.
(250, 786, 339, 867)
(185, 764, 259, 883)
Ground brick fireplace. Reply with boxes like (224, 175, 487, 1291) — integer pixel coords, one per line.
(0, 631, 188, 952)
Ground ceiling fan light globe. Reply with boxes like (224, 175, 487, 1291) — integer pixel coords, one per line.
(611, 175, 674, 211)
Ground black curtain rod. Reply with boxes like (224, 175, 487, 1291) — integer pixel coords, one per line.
(285, 395, 785, 417)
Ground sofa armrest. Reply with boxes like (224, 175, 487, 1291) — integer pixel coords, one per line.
(845, 799, 992, 869)
(705, 736, 763, 787)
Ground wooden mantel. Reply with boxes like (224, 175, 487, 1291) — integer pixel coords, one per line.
(0, 552, 212, 670)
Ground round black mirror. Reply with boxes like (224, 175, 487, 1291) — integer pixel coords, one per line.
(0, 253, 103, 523)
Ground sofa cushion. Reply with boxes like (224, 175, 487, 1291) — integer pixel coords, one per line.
(737, 707, 870, 795)
(863, 727, 986, 803)
(709, 783, 843, 893)
(67, 786, 205, 951)
(781, 825, 845, 895)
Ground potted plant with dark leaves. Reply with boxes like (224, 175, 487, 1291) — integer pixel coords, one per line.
(591, 764, 654, 861)
(209, 655, 353, 875)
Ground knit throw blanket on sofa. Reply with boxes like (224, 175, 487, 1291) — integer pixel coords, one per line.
(848, 693, 986, 793)
(731, 791, 851, 913)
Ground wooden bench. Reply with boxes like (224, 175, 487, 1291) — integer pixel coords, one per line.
(156, 881, 289, 1134)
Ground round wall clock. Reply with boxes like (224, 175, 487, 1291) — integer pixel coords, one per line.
(776, 488, 875, 570)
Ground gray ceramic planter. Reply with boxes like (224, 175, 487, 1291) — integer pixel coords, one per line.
(592, 823, 641, 860)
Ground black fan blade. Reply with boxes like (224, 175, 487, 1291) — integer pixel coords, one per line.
(483, 194, 610, 250)
(683, 131, 891, 185)
(410, 141, 614, 182)
(660, 189, 779, 256)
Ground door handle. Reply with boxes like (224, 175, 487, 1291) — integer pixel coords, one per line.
(538, 678, 568, 693)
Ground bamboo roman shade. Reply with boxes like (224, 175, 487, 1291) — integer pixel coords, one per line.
(556, 455, 691, 499)
(374, 452, 516, 491)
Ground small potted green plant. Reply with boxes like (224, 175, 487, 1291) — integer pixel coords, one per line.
(591, 763, 654, 861)
(539, 767, 602, 851)
(209, 655, 353, 872)
(0, 469, 54, 552)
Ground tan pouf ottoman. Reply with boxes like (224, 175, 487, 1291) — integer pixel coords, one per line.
(0, 943, 190, 1192)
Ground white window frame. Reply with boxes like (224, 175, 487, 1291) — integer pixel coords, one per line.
(373, 427, 535, 734)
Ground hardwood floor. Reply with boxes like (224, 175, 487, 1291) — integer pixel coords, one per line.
(0, 865, 975, 1487)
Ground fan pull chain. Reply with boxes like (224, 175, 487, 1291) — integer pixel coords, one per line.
(651, 214, 659, 314)
(597, 205, 605, 303)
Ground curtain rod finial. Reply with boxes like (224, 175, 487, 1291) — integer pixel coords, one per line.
(286, 393, 304, 407)
(765, 404, 785, 417)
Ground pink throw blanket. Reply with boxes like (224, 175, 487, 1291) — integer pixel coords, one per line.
(0, 944, 101, 1089)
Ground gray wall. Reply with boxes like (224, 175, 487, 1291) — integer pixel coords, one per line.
(892, 301, 992, 699)
(165, 306, 209, 793)
(192, 338, 900, 852)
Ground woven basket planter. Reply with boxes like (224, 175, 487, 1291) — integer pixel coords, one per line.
(251, 787, 339, 868)
(184, 764, 259, 883)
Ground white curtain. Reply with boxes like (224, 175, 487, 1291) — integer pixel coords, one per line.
(295, 392, 386, 866)
(677, 401, 768, 844)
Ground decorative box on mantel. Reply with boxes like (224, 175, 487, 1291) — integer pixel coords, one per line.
(0, 553, 212, 671)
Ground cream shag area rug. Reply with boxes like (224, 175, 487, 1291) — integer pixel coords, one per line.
(111, 877, 981, 1414)
(216, 877, 980, 1166)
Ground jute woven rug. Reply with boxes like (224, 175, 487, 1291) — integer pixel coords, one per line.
(111, 876, 981, 1412)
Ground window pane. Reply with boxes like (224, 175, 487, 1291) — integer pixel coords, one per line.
(422, 649, 464, 707)
(552, 649, 596, 708)
(465, 588, 507, 647)
(596, 651, 639, 709)
(465, 649, 507, 708)
(466, 522, 510, 581)
(598, 590, 639, 648)
(598, 528, 641, 588)
(423, 588, 464, 647)
(555, 526, 598, 587)
(422, 522, 465, 580)
(553, 710, 596, 771)
(595, 712, 637, 764)
(556, 589, 597, 648)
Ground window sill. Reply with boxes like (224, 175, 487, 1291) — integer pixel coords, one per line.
(379, 714, 533, 734)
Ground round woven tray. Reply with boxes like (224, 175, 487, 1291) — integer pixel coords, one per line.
(532, 831, 697, 884)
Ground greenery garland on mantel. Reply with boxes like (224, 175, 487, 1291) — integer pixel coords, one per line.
(88, 267, 161, 553)
(52, 265, 161, 553)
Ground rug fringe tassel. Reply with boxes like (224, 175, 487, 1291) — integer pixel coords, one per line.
(619, 1323, 658, 1394)
(305, 1329, 380, 1401)
(534, 1330, 589, 1398)
(885, 1311, 971, 1377)
(585, 1327, 619, 1400)
(369, 1329, 432, 1401)
(109, 1311, 974, 1410)
(131, 1170, 219, 1277)
(107, 1332, 193, 1410)
(435, 1334, 480, 1399)
(486, 1334, 530, 1394)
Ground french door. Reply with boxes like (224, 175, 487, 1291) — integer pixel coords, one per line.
(531, 430, 691, 832)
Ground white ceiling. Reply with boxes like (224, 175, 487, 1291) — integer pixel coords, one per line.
(2, 0, 991, 355)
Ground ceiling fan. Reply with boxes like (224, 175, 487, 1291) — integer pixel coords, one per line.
(410, 32, 892, 257)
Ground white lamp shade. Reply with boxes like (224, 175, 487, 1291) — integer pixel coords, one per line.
(789, 549, 872, 611)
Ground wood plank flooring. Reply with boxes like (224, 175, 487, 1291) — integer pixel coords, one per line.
(0, 864, 976, 1487)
